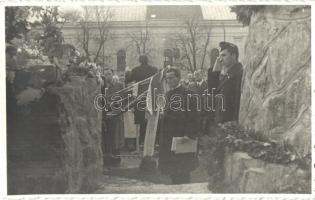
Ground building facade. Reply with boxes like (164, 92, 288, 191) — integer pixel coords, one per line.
(61, 5, 248, 72)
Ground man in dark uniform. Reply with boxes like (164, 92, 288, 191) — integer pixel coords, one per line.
(207, 41, 243, 125)
(158, 67, 199, 184)
(125, 55, 158, 145)
(206, 42, 243, 182)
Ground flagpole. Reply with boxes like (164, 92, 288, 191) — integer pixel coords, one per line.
(136, 125, 140, 153)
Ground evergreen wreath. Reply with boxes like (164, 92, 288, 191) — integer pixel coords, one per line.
(200, 121, 311, 193)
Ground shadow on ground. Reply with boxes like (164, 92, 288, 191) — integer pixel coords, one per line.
(102, 158, 208, 185)
(103, 167, 172, 184)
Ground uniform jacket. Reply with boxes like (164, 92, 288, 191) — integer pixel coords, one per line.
(207, 62, 243, 124)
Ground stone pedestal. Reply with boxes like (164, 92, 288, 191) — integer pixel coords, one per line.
(224, 152, 310, 193)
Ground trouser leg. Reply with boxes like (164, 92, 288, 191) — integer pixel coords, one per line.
(139, 121, 147, 145)
(112, 149, 121, 165)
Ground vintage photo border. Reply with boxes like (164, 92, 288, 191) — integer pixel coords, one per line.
(0, 0, 314, 199)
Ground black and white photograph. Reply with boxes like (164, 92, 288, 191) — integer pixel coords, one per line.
(3, 2, 312, 196)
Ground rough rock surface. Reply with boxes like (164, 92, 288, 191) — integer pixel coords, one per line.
(224, 152, 310, 193)
(215, 6, 311, 194)
(48, 76, 103, 193)
(7, 74, 103, 194)
(239, 6, 311, 155)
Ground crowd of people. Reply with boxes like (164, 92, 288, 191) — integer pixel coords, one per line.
(99, 41, 243, 185)
(5, 37, 242, 185)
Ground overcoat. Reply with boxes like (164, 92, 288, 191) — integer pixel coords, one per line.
(196, 80, 208, 95)
(125, 64, 158, 124)
(158, 85, 199, 175)
(207, 62, 243, 124)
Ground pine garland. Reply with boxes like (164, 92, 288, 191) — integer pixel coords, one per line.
(201, 121, 311, 193)
(213, 122, 310, 167)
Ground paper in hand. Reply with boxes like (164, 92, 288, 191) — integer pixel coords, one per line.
(171, 137, 197, 154)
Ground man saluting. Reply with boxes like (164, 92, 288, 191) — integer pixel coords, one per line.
(207, 41, 243, 125)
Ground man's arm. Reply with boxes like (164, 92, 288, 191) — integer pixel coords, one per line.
(208, 56, 222, 91)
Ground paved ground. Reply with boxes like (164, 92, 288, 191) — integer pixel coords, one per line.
(95, 151, 210, 193)
(95, 175, 209, 193)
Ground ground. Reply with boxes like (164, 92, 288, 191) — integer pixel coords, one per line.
(95, 151, 210, 193)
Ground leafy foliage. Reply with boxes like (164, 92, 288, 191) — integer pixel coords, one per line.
(6, 6, 65, 59)
(217, 122, 310, 165)
(200, 121, 311, 193)
(30, 7, 65, 58)
(230, 6, 266, 26)
(5, 7, 31, 43)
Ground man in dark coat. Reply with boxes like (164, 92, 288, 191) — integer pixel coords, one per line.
(207, 42, 243, 185)
(207, 41, 243, 125)
(206, 42, 243, 182)
(194, 70, 207, 95)
(158, 67, 199, 184)
(125, 55, 158, 145)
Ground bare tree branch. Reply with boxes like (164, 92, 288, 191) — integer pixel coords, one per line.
(127, 20, 153, 56)
(172, 18, 211, 72)
(75, 6, 112, 63)
(93, 6, 112, 62)
(75, 7, 91, 61)
(176, 34, 193, 72)
(128, 32, 141, 55)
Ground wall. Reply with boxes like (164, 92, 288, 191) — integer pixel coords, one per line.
(61, 20, 248, 71)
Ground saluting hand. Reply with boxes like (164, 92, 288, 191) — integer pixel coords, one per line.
(212, 57, 223, 72)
